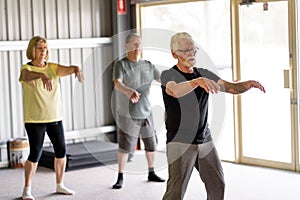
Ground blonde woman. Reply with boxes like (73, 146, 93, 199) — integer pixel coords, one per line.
(19, 36, 84, 200)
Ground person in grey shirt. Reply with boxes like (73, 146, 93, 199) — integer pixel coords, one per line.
(112, 33, 165, 189)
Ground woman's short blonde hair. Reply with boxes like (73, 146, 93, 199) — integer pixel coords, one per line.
(26, 36, 49, 61)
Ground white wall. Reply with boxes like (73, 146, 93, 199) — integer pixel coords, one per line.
(0, 0, 115, 145)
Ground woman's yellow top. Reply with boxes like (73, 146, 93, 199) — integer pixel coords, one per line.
(19, 62, 62, 123)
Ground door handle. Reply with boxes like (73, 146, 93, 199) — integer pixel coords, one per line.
(283, 69, 289, 88)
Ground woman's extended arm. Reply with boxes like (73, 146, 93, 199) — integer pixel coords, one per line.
(57, 65, 84, 82)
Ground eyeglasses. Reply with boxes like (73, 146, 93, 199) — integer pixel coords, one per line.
(176, 47, 199, 55)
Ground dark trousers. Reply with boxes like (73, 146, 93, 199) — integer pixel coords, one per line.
(25, 121, 66, 162)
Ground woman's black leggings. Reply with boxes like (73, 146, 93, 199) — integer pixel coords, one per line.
(25, 121, 66, 163)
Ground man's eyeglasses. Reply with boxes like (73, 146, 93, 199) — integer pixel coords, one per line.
(176, 47, 199, 55)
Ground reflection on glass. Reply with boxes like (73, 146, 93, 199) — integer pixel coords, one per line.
(140, 0, 234, 160)
(240, 2, 291, 162)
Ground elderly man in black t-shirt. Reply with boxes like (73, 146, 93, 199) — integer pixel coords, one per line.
(161, 32, 265, 200)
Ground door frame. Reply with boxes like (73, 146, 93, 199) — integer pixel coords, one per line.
(231, 0, 299, 171)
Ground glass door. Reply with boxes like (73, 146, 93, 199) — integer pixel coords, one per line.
(238, 0, 296, 170)
(137, 0, 235, 161)
(137, 0, 300, 171)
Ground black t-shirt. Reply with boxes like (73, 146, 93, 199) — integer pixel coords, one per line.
(161, 65, 220, 144)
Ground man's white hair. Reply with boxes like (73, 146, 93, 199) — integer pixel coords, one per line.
(170, 32, 193, 51)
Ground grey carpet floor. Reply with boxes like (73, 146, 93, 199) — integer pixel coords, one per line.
(1, 150, 300, 200)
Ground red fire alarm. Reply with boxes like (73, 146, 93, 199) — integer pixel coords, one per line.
(117, 0, 127, 15)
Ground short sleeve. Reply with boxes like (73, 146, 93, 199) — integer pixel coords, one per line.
(160, 70, 169, 88)
(112, 60, 124, 81)
(160, 67, 181, 87)
(48, 62, 58, 75)
(19, 64, 31, 83)
(153, 65, 161, 81)
(197, 68, 221, 82)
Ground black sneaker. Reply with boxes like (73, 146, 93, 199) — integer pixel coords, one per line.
(112, 179, 123, 189)
(112, 173, 123, 189)
(148, 173, 165, 182)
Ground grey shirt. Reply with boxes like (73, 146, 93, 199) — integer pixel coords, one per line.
(112, 57, 160, 119)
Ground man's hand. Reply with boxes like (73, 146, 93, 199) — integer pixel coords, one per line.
(248, 80, 266, 93)
(129, 90, 141, 104)
(196, 77, 220, 94)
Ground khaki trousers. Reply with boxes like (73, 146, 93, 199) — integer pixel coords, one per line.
(162, 141, 225, 200)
